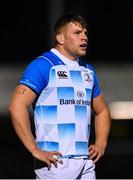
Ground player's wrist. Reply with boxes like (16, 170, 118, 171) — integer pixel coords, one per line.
(95, 140, 107, 148)
(31, 147, 39, 157)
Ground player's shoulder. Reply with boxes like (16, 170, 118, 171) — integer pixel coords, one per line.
(86, 63, 95, 72)
(26, 52, 54, 71)
(32, 53, 53, 65)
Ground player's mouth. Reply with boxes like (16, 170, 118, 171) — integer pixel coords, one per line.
(79, 43, 87, 49)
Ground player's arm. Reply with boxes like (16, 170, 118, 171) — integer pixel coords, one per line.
(89, 93, 111, 163)
(8, 84, 62, 170)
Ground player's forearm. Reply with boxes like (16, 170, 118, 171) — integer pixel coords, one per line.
(9, 105, 38, 154)
(94, 107, 111, 149)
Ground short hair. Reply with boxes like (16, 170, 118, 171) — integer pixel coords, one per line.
(54, 13, 88, 35)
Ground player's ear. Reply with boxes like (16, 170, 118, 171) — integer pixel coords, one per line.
(56, 33, 64, 45)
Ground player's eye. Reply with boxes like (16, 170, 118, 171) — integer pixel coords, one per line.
(74, 30, 81, 35)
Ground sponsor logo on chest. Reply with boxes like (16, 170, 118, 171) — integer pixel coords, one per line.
(57, 71, 68, 79)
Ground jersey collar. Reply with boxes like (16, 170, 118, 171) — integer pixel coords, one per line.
(51, 48, 79, 66)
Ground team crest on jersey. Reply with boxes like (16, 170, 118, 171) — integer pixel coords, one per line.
(84, 72, 92, 83)
(57, 71, 68, 79)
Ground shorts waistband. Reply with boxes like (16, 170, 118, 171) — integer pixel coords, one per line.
(34, 155, 89, 170)
(59, 155, 89, 159)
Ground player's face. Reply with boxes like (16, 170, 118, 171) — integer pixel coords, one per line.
(62, 22, 88, 60)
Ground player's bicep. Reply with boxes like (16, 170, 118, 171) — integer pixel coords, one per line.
(92, 93, 108, 115)
(10, 84, 37, 107)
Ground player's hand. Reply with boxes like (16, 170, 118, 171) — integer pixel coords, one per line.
(32, 148, 63, 170)
(89, 144, 105, 163)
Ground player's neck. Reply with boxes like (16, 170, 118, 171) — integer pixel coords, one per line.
(55, 46, 77, 61)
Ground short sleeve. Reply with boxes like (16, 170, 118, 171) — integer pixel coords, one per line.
(19, 57, 53, 94)
(86, 64, 101, 98)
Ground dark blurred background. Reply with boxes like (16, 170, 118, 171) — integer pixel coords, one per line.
(0, 0, 133, 179)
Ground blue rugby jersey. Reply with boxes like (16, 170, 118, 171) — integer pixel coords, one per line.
(19, 48, 101, 157)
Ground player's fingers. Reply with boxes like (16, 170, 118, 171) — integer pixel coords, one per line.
(49, 157, 58, 168)
(58, 159, 63, 164)
(53, 155, 63, 164)
(51, 151, 62, 156)
(45, 160, 51, 171)
(89, 148, 95, 156)
(89, 152, 98, 160)
(93, 153, 101, 163)
(89, 148, 94, 153)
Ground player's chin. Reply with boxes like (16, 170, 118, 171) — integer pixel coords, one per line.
(79, 50, 87, 57)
